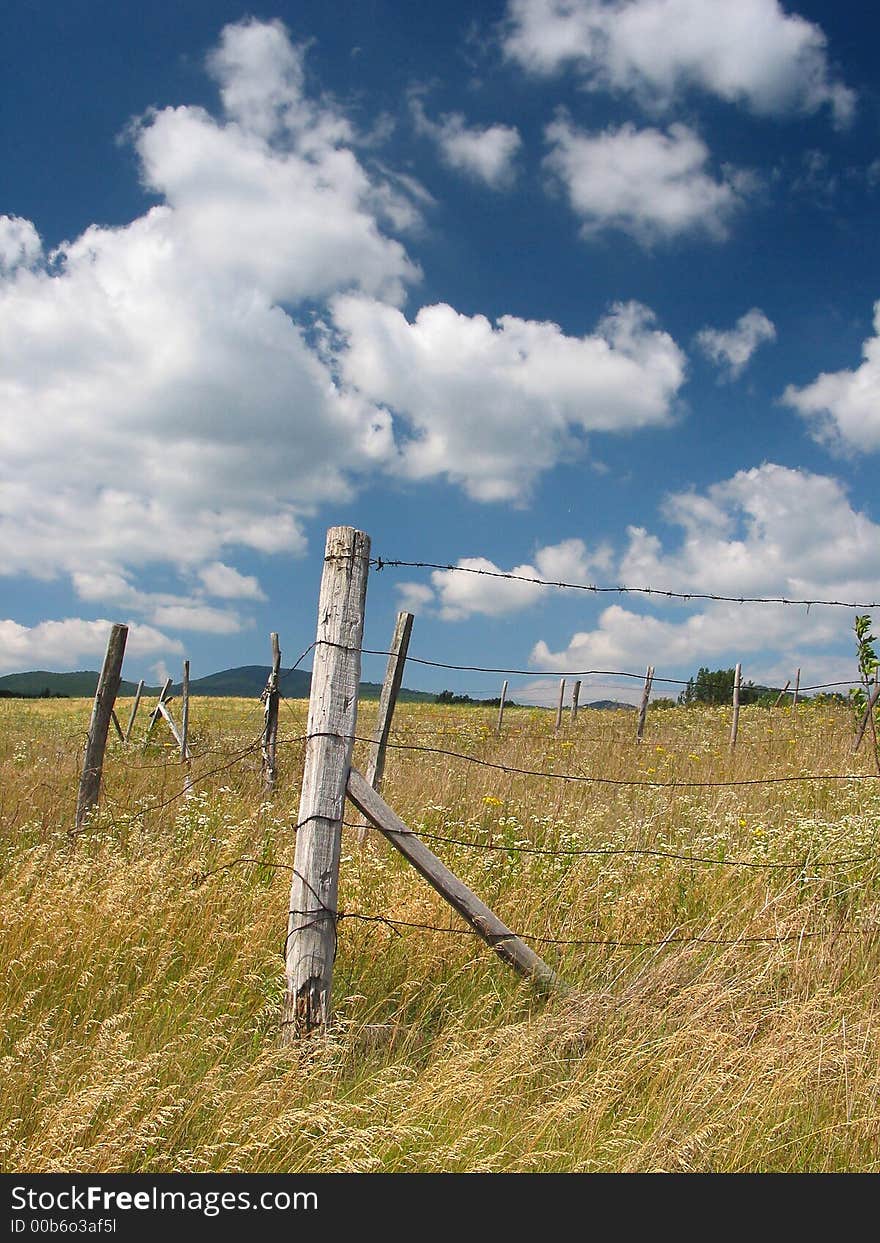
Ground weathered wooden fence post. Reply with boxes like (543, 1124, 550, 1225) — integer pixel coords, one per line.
(555, 678, 566, 732)
(571, 679, 581, 724)
(497, 679, 508, 734)
(75, 623, 128, 830)
(282, 526, 370, 1040)
(729, 662, 742, 749)
(262, 632, 282, 793)
(636, 665, 654, 742)
(180, 660, 190, 762)
(365, 611, 413, 791)
(792, 667, 801, 715)
(124, 679, 144, 743)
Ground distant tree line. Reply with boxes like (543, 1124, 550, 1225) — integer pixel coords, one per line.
(677, 667, 846, 708)
(0, 687, 69, 699)
(434, 690, 518, 707)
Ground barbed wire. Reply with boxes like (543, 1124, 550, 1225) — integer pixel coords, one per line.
(339, 820, 877, 870)
(274, 729, 878, 789)
(372, 557, 880, 611)
(337, 911, 850, 948)
(301, 639, 863, 697)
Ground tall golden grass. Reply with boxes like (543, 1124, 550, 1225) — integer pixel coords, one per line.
(2, 694, 879, 1171)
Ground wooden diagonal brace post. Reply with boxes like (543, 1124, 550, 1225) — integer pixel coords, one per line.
(347, 768, 560, 995)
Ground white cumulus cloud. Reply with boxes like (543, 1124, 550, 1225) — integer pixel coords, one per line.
(782, 302, 880, 453)
(529, 463, 880, 687)
(0, 18, 417, 592)
(331, 296, 686, 500)
(695, 308, 777, 380)
(0, 216, 42, 272)
(503, 0, 855, 126)
(544, 118, 752, 243)
(411, 96, 521, 189)
(0, 618, 182, 675)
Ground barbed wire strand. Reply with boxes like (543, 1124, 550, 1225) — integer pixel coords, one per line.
(274, 727, 879, 789)
(371, 557, 880, 612)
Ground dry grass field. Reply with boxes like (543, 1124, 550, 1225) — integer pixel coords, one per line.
(2, 693, 880, 1172)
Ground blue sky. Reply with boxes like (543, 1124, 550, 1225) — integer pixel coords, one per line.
(3, 0, 880, 702)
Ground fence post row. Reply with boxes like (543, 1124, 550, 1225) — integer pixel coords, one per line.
(636, 665, 654, 742)
(262, 632, 282, 793)
(282, 525, 371, 1041)
(75, 623, 128, 830)
(729, 662, 742, 749)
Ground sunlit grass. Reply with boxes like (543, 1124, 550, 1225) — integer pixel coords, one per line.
(2, 694, 879, 1171)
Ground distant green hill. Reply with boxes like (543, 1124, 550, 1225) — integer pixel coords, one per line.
(0, 666, 436, 702)
(0, 671, 158, 698)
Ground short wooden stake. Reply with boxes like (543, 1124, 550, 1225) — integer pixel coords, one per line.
(792, 667, 801, 714)
(571, 679, 581, 724)
(282, 526, 371, 1040)
(124, 679, 144, 743)
(75, 623, 128, 830)
(180, 659, 190, 762)
(262, 633, 282, 793)
(729, 662, 742, 749)
(555, 678, 566, 732)
(636, 665, 654, 742)
(497, 679, 508, 735)
(347, 768, 559, 994)
(772, 680, 791, 710)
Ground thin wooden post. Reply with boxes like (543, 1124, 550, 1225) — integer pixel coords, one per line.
(792, 667, 801, 714)
(180, 660, 190, 762)
(75, 624, 128, 830)
(729, 662, 742, 749)
(144, 678, 173, 744)
(262, 633, 282, 793)
(358, 611, 413, 844)
(124, 679, 144, 743)
(365, 611, 413, 790)
(110, 709, 124, 743)
(555, 678, 566, 732)
(497, 679, 508, 734)
(282, 526, 370, 1040)
(772, 680, 791, 710)
(636, 665, 654, 742)
(347, 768, 559, 993)
(571, 679, 581, 724)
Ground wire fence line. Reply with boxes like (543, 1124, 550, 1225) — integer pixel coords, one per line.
(271, 726, 879, 789)
(191, 854, 868, 955)
(279, 637, 863, 697)
(371, 557, 880, 612)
